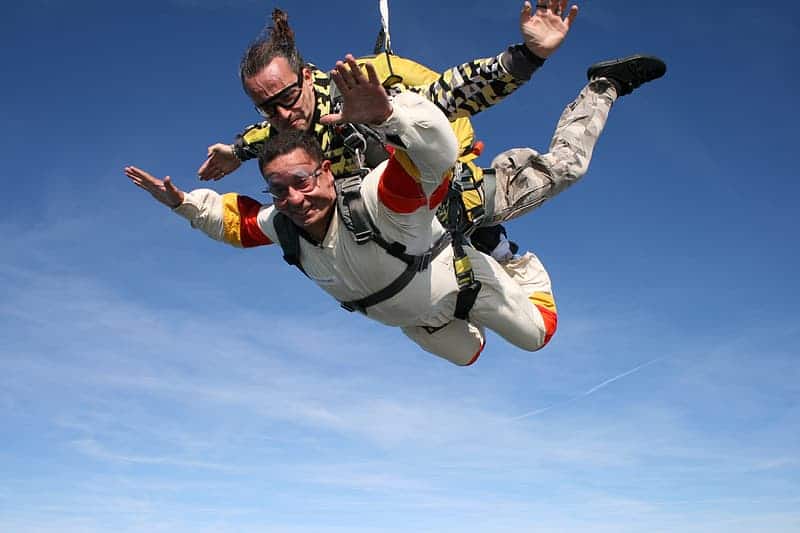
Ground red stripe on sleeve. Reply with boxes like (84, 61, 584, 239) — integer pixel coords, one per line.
(377, 156, 426, 213)
(536, 305, 558, 347)
(237, 196, 272, 247)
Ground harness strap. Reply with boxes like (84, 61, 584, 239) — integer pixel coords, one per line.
(446, 184, 482, 320)
(336, 174, 374, 244)
(274, 213, 307, 276)
(340, 232, 452, 314)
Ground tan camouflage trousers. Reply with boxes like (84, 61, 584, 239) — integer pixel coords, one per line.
(482, 79, 617, 225)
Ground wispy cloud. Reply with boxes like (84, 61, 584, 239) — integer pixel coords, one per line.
(509, 356, 666, 420)
(70, 438, 237, 471)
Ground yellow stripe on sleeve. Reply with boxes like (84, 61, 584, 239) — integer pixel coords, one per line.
(393, 149, 421, 182)
(529, 291, 557, 313)
(221, 193, 244, 247)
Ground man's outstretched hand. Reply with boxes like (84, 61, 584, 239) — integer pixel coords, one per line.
(197, 143, 242, 181)
(320, 54, 393, 126)
(520, 0, 579, 59)
(125, 166, 185, 209)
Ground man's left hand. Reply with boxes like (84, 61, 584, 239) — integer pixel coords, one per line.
(520, 0, 579, 59)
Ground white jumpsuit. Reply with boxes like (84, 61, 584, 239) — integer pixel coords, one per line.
(173, 83, 620, 365)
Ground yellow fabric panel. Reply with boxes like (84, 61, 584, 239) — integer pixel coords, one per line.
(393, 149, 421, 181)
(242, 125, 270, 145)
(529, 291, 557, 313)
(357, 54, 439, 86)
(221, 193, 244, 247)
(452, 117, 476, 156)
(357, 54, 477, 158)
(462, 190, 483, 212)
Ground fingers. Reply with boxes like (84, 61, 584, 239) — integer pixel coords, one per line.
(331, 54, 371, 92)
(564, 4, 578, 27)
(521, 1, 532, 16)
(124, 165, 157, 189)
(197, 152, 233, 181)
(197, 159, 213, 179)
(365, 62, 380, 86)
(164, 176, 178, 194)
(124, 165, 152, 182)
(319, 112, 343, 126)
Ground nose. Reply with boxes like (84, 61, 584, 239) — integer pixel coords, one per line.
(274, 105, 294, 124)
(284, 186, 305, 206)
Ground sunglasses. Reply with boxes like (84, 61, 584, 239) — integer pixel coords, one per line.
(254, 72, 304, 119)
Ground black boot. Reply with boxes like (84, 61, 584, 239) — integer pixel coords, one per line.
(586, 55, 666, 96)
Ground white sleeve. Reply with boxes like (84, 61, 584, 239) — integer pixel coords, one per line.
(375, 90, 459, 198)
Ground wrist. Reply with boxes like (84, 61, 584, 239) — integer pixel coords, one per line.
(230, 143, 242, 162)
(501, 44, 546, 81)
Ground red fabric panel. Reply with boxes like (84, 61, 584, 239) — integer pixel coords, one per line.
(536, 305, 558, 347)
(377, 157, 426, 213)
(237, 196, 272, 247)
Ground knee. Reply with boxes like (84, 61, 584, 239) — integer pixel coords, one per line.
(449, 340, 485, 366)
(532, 305, 558, 351)
(528, 291, 558, 351)
(545, 145, 589, 185)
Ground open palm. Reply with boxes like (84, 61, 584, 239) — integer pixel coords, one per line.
(520, 0, 579, 59)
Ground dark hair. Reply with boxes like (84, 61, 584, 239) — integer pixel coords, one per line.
(259, 129, 324, 177)
(239, 9, 305, 90)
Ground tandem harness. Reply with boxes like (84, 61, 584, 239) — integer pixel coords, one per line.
(272, 122, 482, 320)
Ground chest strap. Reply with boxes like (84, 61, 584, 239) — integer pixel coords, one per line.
(272, 173, 452, 316)
(340, 232, 452, 314)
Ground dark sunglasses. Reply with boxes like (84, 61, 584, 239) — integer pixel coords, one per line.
(254, 72, 304, 119)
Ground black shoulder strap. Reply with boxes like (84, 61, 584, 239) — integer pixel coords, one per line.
(273, 213, 307, 277)
(335, 175, 374, 244)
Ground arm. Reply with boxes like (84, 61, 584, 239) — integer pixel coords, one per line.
(408, 0, 578, 120)
(320, 56, 458, 212)
(124, 166, 273, 248)
(376, 91, 458, 201)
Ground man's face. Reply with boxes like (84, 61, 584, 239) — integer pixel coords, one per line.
(262, 148, 335, 232)
(245, 56, 316, 132)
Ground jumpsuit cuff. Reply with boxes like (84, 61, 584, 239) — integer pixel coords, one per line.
(501, 44, 546, 81)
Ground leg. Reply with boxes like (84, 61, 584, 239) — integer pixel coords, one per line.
(486, 78, 617, 225)
(402, 320, 486, 366)
(484, 54, 666, 225)
(468, 249, 558, 352)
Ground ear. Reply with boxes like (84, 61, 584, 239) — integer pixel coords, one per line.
(302, 66, 313, 82)
(318, 160, 335, 188)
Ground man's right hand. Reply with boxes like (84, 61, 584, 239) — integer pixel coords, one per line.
(197, 143, 242, 181)
(320, 55, 393, 126)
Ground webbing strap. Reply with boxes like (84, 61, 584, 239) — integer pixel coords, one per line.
(445, 181, 482, 320)
(340, 232, 452, 314)
(274, 213, 307, 277)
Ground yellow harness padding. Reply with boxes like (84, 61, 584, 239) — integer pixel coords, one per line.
(356, 53, 485, 220)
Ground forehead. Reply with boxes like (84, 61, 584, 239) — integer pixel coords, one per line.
(244, 56, 297, 98)
(262, 148, 317, 181)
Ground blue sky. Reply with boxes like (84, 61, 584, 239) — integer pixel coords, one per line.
(2, 0, 799, 531)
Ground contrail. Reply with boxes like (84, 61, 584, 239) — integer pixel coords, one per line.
(509, 356, 665, 421)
